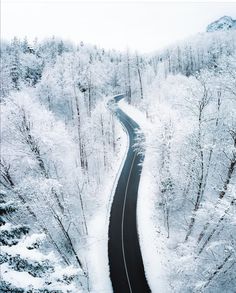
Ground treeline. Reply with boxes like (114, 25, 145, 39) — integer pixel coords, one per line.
(149, 30, 236, 77)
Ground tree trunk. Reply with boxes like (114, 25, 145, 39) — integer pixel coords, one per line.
(126, 51, 132, 104)
(202, 252, 233, 289)
(198, 197, 236, 255)
(197, 153, 236, 244)
(136, 54, 143, 100)
(185, 110, 204, 241)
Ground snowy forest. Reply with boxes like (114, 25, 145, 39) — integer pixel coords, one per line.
(1, 15, 236, 292)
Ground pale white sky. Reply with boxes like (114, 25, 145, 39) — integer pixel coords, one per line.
(1, 0, 236, 52)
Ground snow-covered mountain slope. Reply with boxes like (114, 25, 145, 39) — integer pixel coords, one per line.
(207, 15, 236, 32)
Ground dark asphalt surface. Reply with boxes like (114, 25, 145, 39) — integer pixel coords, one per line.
(108, 95, 150, 293)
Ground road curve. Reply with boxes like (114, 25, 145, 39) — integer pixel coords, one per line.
(108, 95, 150, 293)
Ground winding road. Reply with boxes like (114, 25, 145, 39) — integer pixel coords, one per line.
(108, 95, 150, 293)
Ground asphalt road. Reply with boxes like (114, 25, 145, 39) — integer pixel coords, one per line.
(108, 95, 150, 293)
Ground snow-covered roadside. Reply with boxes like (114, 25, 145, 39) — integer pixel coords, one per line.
(85, 98, 128, 293)
(119, 100, 171, 293)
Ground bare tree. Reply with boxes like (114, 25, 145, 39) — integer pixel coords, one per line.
(197, 130, 236, 246)
(126, 50, 132, 104)
(202, 252, 233, 290)
(136, 53, 144, 100)
(185, 78, 211, 241)
(18, 108, 48, 178)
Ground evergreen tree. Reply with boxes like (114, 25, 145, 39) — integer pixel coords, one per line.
(0, 190, 83, 292)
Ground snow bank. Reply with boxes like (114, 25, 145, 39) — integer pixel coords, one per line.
(85, 98, 128, 293)
(119, 100, 171, 293)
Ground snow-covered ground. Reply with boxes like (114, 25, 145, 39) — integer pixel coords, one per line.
(119, 100, 171, 293)
(85, 99, 128, 292)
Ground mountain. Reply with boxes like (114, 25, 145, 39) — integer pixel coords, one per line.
(207, 16, 236, 32)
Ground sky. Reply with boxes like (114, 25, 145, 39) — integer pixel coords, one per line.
(1, 0, 236, 53)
